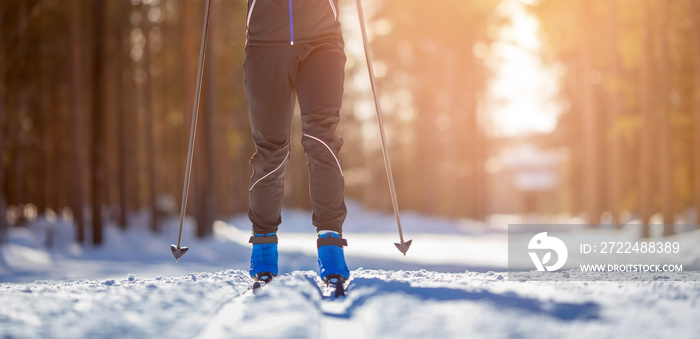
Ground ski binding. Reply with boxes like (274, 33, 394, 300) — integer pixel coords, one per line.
(323, 274, 346, 298)
(252, 272, 275, 292)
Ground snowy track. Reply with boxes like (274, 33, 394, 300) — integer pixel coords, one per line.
(3, 268, 700, 338)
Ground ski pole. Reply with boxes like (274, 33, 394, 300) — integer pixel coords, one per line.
(171, 0, 212, 261)
(355, 0, 412, 255)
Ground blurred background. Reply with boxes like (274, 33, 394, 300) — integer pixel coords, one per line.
(1, 0, 700, 248)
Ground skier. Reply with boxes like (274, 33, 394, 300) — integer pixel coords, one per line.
(244, 0, 350, 286)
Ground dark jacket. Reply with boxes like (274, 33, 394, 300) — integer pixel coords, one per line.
(246, 0, 342, 46)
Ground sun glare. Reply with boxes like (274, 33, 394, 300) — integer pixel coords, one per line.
(484, 0, 562, 138)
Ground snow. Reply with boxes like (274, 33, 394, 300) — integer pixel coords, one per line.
(1, 201, 700, 338)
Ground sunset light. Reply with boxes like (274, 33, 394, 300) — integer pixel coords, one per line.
(484, 0, 562, 137)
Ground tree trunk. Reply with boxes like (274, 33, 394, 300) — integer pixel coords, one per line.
(0, 2, 7, 243)
(37, 7, 50, 216)
(606, 0, 623, 227)
(201, 11, 218, 238)
(13, 1, 29, 225)
(141, 2, 159, 233)
(116, 1, 128, 230)
(90, 0, 106, 246)
(691, 0, 700, 228)
(656, 0, 674, 235)
(579, 0, 600, 225)
(70, 0, 86, 244)
(182, 0, 214, 237)
(194, 5, 216, 239)
(639, 0, 655, 237)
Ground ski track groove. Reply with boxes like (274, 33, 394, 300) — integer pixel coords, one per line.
(314, 276, 370, 339)
(4, 268, 700, 338)
(198, 271, 369, 339)
(198, 286, 255, 339)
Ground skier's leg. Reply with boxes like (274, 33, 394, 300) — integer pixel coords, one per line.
(296, 39, 347, 234)
(244, 45, 298, 279)
(297, 40, 350, 281)
(244, 45, 298, 234)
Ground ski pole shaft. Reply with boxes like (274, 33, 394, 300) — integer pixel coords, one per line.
(355, 0, 411, 254)
(173, 0, 212, 259)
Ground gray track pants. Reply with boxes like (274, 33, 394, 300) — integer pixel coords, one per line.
(244, 38, 347, 234)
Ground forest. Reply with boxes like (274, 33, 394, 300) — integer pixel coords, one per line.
(1, 0, 700, 246)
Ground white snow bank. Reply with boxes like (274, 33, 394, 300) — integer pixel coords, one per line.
(2, 269, 699, 338)
(2, 201, 700, 338)
(4, 200, 700, 282)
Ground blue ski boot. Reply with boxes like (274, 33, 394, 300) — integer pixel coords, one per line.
(317, 231, 350, 285)
(249, 233, 278, 283)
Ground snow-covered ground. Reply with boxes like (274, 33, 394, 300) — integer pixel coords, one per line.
(1, 201, 700, 338)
